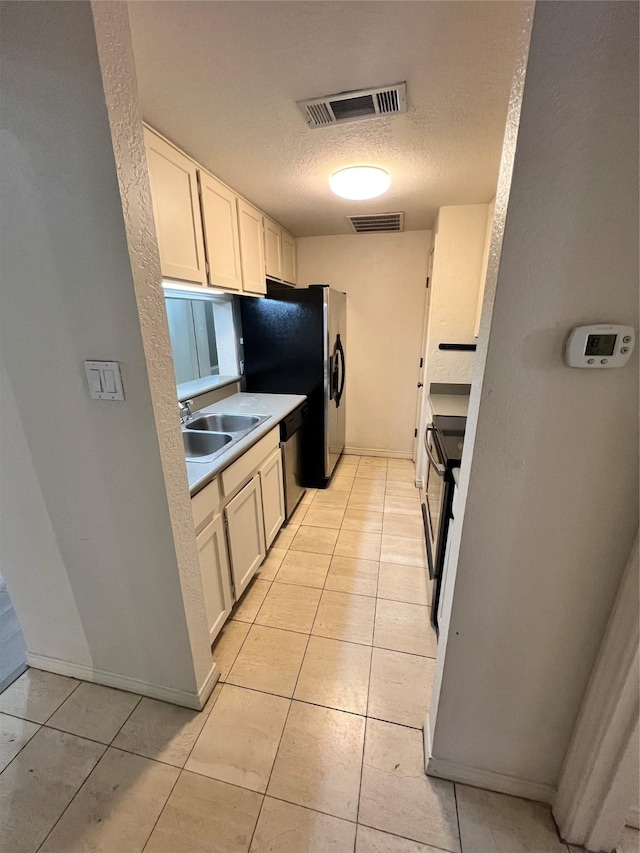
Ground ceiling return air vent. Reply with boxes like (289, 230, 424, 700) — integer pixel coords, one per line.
(347, 213, 404, 234)
(298, 83, 407, 128)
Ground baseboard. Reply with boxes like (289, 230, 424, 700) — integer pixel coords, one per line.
(344, 446, 413, 460)
(26, 653, 219, 711)
(627, 805, 640, 830)
(426, 753, 556, 804)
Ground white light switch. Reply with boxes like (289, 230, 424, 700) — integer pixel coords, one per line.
(88, 369, 103, 395)
(84, 361, 125, 400)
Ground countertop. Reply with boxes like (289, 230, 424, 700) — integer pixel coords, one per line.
(428, 393, 470, 417)
(186, 392, 307, 495)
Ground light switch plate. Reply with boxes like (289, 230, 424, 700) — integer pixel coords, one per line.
(84, 361, 125, 400)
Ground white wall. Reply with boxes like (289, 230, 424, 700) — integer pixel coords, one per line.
(297, 232, 430, 457)
(0, 1, 212, 705)
(426, 204, 489, 384)
(428, 0, 639, 798)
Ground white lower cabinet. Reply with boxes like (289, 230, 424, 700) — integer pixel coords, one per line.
(259, 447, 285, 549)
(224, 476, 266, 598)
(196, 513, 233, 643)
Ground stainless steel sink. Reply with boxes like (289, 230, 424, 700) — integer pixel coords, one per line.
(183, 431, 233, 460)
(186, 413, 262, 433)
(181, 410, 270, 464)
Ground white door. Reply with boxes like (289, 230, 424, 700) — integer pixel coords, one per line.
(224, 477, 266, 597)
(196, 513, 233, 643)
(237, 199, 266, 295)
(264, 217, 283, 280)
(281, 231, 297, 285)
(259, 447, 285, 549)
(143, 127, 207, 285)
(198, 171, 242, 292)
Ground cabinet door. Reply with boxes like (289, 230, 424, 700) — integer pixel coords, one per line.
(196, 513, 233, 643)
(281, 231, 297, 285)
(144, 127, 207, 286)
(259, 448, 285, 549)
(224, 477, 266, 597)
(263, 217, 283, 280)
(237, 199, 266, 296)
(199, 171, 243, 292)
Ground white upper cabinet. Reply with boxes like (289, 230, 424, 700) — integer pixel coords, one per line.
(264, 217, 283, 280)
(281, 230, 297, 286)
(238, 199, 267, 296)
(144, 127, 207, 286)
(145, 124, 293, 296)
(198, 170, 243, 292)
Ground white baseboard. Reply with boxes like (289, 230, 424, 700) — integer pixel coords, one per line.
(344, 446, 413, 460)
(426, 753, 556, 804)
(26, 653, 219, 711)
(628, 805, 640, 830)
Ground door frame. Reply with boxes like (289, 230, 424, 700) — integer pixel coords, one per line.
(413, 241, 435, 478)
(553, 534, 639, 851)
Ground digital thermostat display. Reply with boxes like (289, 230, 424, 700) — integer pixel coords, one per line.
(565, 324, 635, 368)
(584, 334, 616, 357)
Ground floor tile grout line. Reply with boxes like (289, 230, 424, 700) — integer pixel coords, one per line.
(139, 676, 226, 852)
(0, 715, 43, 776)
(453, 782, 464, 852)
(357, 818, 462, 853)
(246, 582, 320, 852)
(108, 694, 143, 747)
(140, 764, 183, 853)
(35, 675, 84, 728)
(34, 738, 108, 853)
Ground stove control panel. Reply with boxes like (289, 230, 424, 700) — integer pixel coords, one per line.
(565, 324, 635, 369)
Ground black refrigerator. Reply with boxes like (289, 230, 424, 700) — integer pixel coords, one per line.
(240, 285, 347, 488)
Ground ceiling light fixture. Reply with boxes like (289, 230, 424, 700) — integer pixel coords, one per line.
(329, 166, 391, 200)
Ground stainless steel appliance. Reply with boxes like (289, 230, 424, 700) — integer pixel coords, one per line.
(423, 414, 466, 631)
(240, 285, 347, 488)
(279, 402, 308, 518)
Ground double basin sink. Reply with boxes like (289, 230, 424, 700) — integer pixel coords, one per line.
(182, 412, 270, 463)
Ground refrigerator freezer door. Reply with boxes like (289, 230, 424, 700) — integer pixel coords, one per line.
(325, 289, 346, 476)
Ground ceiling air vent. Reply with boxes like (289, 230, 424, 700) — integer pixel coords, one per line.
(298, 83, 407, 129)
(347, 213, 404, 234)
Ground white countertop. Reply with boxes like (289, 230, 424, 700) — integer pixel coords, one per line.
(428, 393, 470, 417)
(186, 392, 306, 495)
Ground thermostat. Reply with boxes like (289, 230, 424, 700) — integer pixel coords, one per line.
(565, 324, 635, 368)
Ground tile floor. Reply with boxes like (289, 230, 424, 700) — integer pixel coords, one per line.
(1, 453, 638, 852)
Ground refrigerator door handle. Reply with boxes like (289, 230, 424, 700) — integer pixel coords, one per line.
(336, 335, 346, 408)
(330, 347, 339, 400)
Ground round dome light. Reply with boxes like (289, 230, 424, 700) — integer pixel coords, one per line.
(329, 166, 391, 200)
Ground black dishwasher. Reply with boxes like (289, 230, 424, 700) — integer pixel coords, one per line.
(280, 402, 308, 519)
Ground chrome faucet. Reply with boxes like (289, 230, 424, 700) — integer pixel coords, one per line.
(179, 399, 194, 425)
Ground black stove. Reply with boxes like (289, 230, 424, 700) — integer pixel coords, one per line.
(432, 415, 466, 467)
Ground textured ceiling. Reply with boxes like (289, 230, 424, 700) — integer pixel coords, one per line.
(128, 1, 526, 236)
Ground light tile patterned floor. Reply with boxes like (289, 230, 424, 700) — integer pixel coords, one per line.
(1, 454, 637, 852)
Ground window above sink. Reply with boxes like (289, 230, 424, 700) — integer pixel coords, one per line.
(163, 285, 243, 400)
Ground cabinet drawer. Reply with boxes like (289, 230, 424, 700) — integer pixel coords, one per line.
(192, 476, 221, 533)
(221, 427, 279, 498)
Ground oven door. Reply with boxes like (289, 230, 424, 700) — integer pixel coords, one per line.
(423, 424, 446, 580)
